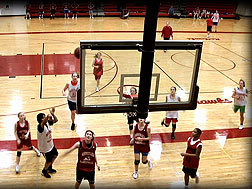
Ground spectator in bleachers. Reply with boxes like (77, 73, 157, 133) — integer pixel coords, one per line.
(39, 2, 44, 19)
(63, 2, 70, 19)
(212, 10, 220, 32)
(71, 1, 79, 19)
(88, 2, 94, 19)
(50, 2, 57, 19)
(168, 5, 174, 17)
(25, 2, 31, 19)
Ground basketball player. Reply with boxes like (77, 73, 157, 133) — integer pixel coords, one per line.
(212, 10, 220, 32)
(14, 112, 40, 174)
(62, 130, 100, 189)
(161, 86, 181, 139)
(206, 17, 213, 38)
(123, 87, 138, 145)
(71, 1, 79, 19)
(180, 128, 202, 188)
(232, 79, 249, 129)
(132, 118, 153, 179)
(50, 2, 57, 19)
(25, 2, 31, 19)
(38, 2, 44, 19)
(88, 2, 94, 19)
(62, 72, 80, 130)
(37, 107, 58, 178)
(63, 2, 70, 19)
(92, 52, 103, 92)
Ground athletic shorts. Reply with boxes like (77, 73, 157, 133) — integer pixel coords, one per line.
(233, 105, 245, 113)
(51, 10, 56, 14)
(76, 169, 95, 184)
(213, 22, 218, 26)
(64, 9, 69, 14)
(182, 166, 197, 178)
(44, 146, 58, 163)
(94, 75, 101, 80)
(127, 114, 137, 125)
(68, 100, 77, 111)
(207, 26, 212, 32)
(17, 138, 32, 149)
(165, 118, 178, 124)
(164, 37, 170, 40)
(134, 150, 148, 156)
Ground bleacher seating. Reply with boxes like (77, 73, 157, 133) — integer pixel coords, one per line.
(28, 0, 238, 19)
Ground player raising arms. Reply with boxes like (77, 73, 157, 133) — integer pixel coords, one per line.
(132, 118, 153, 179)
(37, 107, 58, 178)
(14, 112, 40, 174)
(181, 128, 202, 188)
(62, 130, 100, 189)
(232, 79, 249, 129)
(62, 72, 80, 130)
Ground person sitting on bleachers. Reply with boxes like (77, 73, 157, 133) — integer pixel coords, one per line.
(168, 5, 174, 17)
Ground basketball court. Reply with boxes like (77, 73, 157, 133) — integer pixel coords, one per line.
(0, 14, 251, 188)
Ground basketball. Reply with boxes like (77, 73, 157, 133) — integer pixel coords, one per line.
(74, 47, 80, 59)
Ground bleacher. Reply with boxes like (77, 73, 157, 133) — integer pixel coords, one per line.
(28, 0, 238, 19)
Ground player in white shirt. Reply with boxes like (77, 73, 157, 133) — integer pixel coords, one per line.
(212, 10, 220, 32)
(161, 86, 181, 139)
(62, 72, 80, 130)
(232, 79, 249, 129)
(37, 107, 58, 178)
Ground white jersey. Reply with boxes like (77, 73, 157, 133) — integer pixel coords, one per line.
(166, 94, 179, 118)
(234, 87, 247, 106)
(212, 13, 219, 22)
(68, 80, 80, 102)
(37, 124, 54, 153)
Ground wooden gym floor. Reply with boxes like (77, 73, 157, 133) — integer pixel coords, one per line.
(0, 16, 251, 188)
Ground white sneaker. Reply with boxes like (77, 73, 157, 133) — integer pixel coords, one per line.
(96, 87, 100, 92)
(15, 165, 20, 174)
(239, 125, 244, 130)
(35, 148, 41, 157)
(195, 172, 200, 183)
(132, 171, 138, 179)
(148, 159, 153, 170)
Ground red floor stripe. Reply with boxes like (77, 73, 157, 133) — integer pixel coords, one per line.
(1, 127, 251, 151)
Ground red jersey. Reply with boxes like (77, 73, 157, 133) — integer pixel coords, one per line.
(77, 140, 97, 172)
(206, 19, 213, 26)
(134, 123, 150, 153)
(183, 137, 202, 169)
(93, 58, 103, 76)
(17, 120, 30, 140)
(161, 26, 173, 38)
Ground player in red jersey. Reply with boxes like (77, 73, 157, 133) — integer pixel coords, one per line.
(14, 112, 40, 174)
(206, 18, 213, 38)
(132, 118, 153, 179)
(161, 22, 173, 52)
(92, 52, 104, 92)
(62, 130, 100, 189)
(180, 128, 202, 188)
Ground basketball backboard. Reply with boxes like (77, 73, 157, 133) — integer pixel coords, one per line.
(77, 40, 202, 114)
